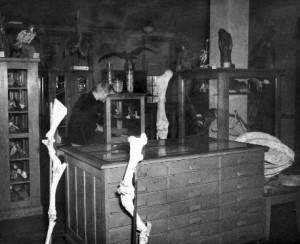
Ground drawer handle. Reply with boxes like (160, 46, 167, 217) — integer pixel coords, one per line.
(189, 231, 201, 237)
(188, 191, 201, 198)
(139, 186, 147, 193)
(189, 217, 202, 224)
(189, 164, 201, 170)
(236, 184, 247, 189)
(237, 220, 247, 226)
(189, 178, 202, 184)
(237, 234, 247, 239)
(189, 204, 202, 211)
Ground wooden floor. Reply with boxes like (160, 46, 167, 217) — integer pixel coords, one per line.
(0, 203, 300, 244)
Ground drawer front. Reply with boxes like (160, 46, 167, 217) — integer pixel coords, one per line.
(169, 195, 219, 216)
(168, 208, 219, 230)
(220, 223, 265, 244)
(221, 163, 263, 180)
(109, 219, 166, 243)
(175, 234, 219, 244)
(221, 175, 264, 193)
(108, 177, 168, 198)
(108, 190, 168, 213)
(169, 157, 219, 175)
(221, 151, 264, 167)
(170, 169, 219, 188)
(107, 162, 168, 183)
(221, 187, 263, 206)
(221, 211, 264, 232)
(109, 205, 167, 228)
(169, 182, 219, 203)
(220, 198, 264, 219)
(168, 221, 219, 243)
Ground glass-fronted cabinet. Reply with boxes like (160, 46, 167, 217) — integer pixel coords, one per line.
(0, 58, 42, 220)
(104, 93, 146, 143)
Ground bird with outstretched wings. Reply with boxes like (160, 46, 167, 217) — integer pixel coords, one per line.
(98, 46, 157, 67)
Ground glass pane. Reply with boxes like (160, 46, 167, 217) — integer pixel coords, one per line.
(184, 78, 210, 137)
(228, 76, 276, 140)
(111, 99, 141, 141)
(10, 183, 30, 202)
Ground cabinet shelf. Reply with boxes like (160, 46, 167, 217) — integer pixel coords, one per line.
(10, 157, 30, 162)
(9, 133, 29, 139)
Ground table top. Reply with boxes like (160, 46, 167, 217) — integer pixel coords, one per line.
(60, 136, 267, 169)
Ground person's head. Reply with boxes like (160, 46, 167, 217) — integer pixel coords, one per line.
(92, 81, 113, 102)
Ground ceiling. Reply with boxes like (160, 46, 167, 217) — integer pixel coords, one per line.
(1, 0, 209, 36)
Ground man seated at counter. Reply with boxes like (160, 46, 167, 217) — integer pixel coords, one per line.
(67, 81, 112, 146)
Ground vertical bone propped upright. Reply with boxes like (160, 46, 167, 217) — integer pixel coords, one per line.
(117, 133, 151, 244)
(42, 99, 67, 244)
(156, 70, 173, 139)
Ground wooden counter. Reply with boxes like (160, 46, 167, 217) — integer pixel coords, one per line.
(61, 136, 267, 244)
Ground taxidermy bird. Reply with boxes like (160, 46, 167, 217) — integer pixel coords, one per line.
(218, 28, 232, 67)
(0, 12, 10, 56)
(98, 46, 157, 68)
(63, 10, 90, 65)
(13, 24, 36, 50)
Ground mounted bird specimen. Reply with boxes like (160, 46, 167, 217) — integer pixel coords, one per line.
(0, 12, 10, 57)
(98, 46, 157, 69)
(11, 24, 37, 58)
(63, 10, 90, 66)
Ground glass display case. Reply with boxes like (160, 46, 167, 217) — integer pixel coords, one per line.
(177, 69, 284, 141)
(104, 93, 146, 143)
(0, 58, 42, 220)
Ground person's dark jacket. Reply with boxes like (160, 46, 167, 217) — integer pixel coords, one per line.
(67, 91, 104, 145)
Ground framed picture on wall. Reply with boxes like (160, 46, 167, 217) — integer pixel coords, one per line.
(142, 35, 175, 76)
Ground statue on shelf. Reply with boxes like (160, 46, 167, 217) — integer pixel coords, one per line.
(175, 41, 192, 71)
(0, 12, 10, 57)
(218, 28, 233, 68)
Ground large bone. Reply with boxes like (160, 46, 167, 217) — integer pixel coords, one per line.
(42, 99, 67, 244)
(117, 133, 151, 244)
(156, 70, 173, 139)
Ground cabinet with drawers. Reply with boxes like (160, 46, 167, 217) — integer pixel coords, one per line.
(61, 136, 267, 244)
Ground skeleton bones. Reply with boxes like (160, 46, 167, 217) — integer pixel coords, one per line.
(42, 99, 67, 244)
(117, 133, 151, 244)
(156, 70, 173, 139)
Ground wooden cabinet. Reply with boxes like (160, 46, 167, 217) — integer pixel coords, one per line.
(41, 70, 94, 143)
(104, 93, 146, 143)
(0, 58, 43, 220)
(177, 69, 284, 141)
(61, 136, 267, 243)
